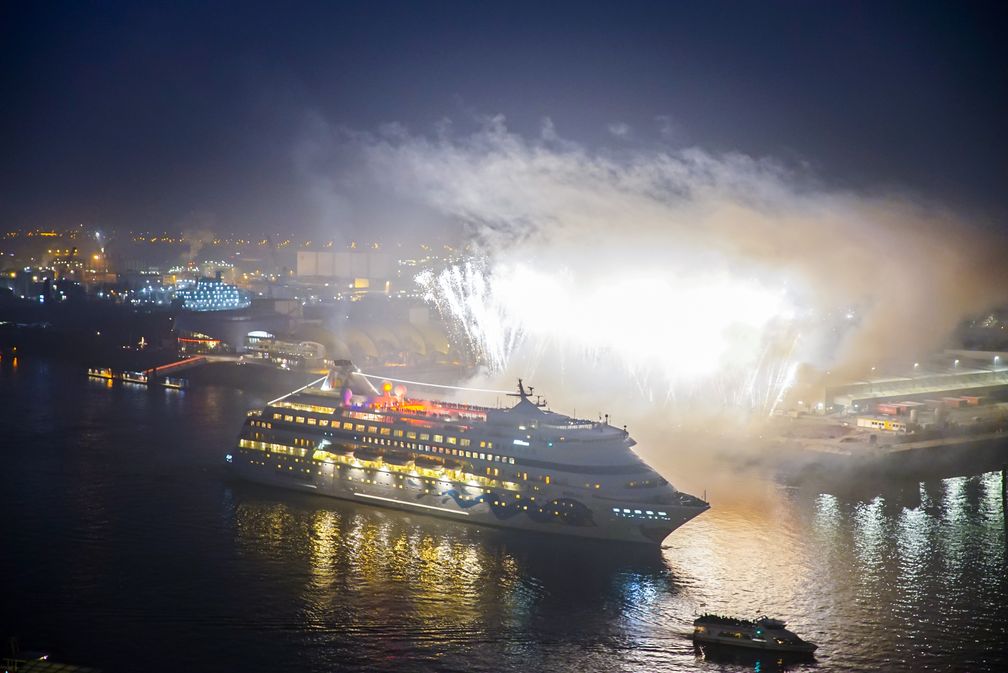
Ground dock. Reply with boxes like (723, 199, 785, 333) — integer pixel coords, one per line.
(87, 366, 191, 390)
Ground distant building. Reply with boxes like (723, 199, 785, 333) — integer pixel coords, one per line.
(296, 251, 392, 283)
(176, 273, 251, 312)
(856, 417, 907, 433)
(244, 331, 326, 369)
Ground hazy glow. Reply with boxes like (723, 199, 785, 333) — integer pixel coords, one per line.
(329, 117, 1008, 426)
(419, 260, 801, 412)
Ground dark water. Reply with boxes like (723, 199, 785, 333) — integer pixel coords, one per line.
(2, 358, 1007, 672)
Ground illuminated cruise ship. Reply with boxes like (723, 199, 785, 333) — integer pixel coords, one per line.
(228, 362, 709, 544)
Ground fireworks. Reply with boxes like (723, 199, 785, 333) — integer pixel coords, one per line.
(418, 260, 803, 415)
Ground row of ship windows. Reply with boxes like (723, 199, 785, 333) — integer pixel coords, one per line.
(243, 457, 589, 520)
(243, 434, 609, 491)
(358, 435, 514, 464)
(270, 411, 494, 449)
(244, 433, 616, 493)
(625, 478, 667, 489)
(242, 447, 533, 495)
(250, 434, 599, 490)
(612, 507, 671, 521)
(239, 440, 519, 492)
(242, 453, 654, 522)
(275, 400, 338, 415)
(243, 451, 540, 499)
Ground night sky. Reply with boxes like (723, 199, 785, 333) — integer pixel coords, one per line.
(2, 1, 1006, 234)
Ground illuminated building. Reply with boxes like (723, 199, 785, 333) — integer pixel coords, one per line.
(175, 273, 251, 312)
(244, 331, 326, 369)
(177, 331, 224, 355)
(228, 361, 708, 544)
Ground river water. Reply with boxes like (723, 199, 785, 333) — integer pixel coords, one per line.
(2, 357, 1006, 672)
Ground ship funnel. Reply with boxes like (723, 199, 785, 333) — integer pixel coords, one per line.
(324, 360, 379, 398)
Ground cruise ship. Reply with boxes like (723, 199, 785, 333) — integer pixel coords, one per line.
(228, 362, 709, 544)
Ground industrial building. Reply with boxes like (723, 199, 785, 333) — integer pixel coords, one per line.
(824, 355, 1008, 414)
(295, 251, 393, 284)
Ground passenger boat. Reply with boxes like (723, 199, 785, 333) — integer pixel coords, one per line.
(692, 615, 817, 653)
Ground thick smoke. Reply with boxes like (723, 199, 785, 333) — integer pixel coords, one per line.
(178, 211, 219, 263)
(313, 118, 1008, 490)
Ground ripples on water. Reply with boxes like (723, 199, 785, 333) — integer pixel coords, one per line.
(1, 359, 1006, 672)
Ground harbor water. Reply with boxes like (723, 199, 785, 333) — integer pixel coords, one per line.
(2, 358, 1006, 672)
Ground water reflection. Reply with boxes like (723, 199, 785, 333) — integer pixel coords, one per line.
(219, 463, 1003, 673)
(228, 483, 678, 670)
(694, 643, 814, 672)
(3, 360, 1007, 673)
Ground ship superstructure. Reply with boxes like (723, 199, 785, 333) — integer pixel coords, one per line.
(228, 361, 708, 544)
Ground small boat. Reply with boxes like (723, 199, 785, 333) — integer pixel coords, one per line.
(692, 614, 817, 654)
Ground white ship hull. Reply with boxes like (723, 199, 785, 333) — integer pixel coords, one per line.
(230, 450, 706, 544)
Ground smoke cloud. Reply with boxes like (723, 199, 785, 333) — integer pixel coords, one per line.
(308, 117, 1008, 489)
(178, 211, 220, 263)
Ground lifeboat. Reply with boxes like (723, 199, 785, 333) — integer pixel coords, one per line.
(382, 451, 414, 466)
(352, 446, 382, 462)
(414, 455, 444, 470)
(329, 442, 355, 455)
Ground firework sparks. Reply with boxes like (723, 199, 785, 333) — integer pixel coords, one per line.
(418, 261, 804, 415)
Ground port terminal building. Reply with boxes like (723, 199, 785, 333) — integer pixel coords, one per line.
(825, 361, 1008, 414)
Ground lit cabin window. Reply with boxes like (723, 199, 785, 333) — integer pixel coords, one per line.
(420, 433, 430, 441)
(295, 416, 305, 423)
(447, 436, 456, 445)
(508, 457, 515, 464)
(479, 441, 486, 448)
(434, 434, 443, 443)
(406, 431, 417, 439)
(319, 419, 329, 427)
(343, 422, 352, 430)
(355, 424, 364, 432)
(393, 429, 403, 437)
(284, 415, 294, 422)
(460, 438, 470, 447)
(367, 426, 377, 433)
(487, 442, 493, 449)
(479, 453, 486, 460)
(307, 418, 317, 425)
(380, 427, 391, 436)
(544, 475, 551, 485)
(273, 413, 282, 420)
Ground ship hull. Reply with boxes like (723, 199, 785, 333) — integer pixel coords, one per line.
(229, 449, 707, 545)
